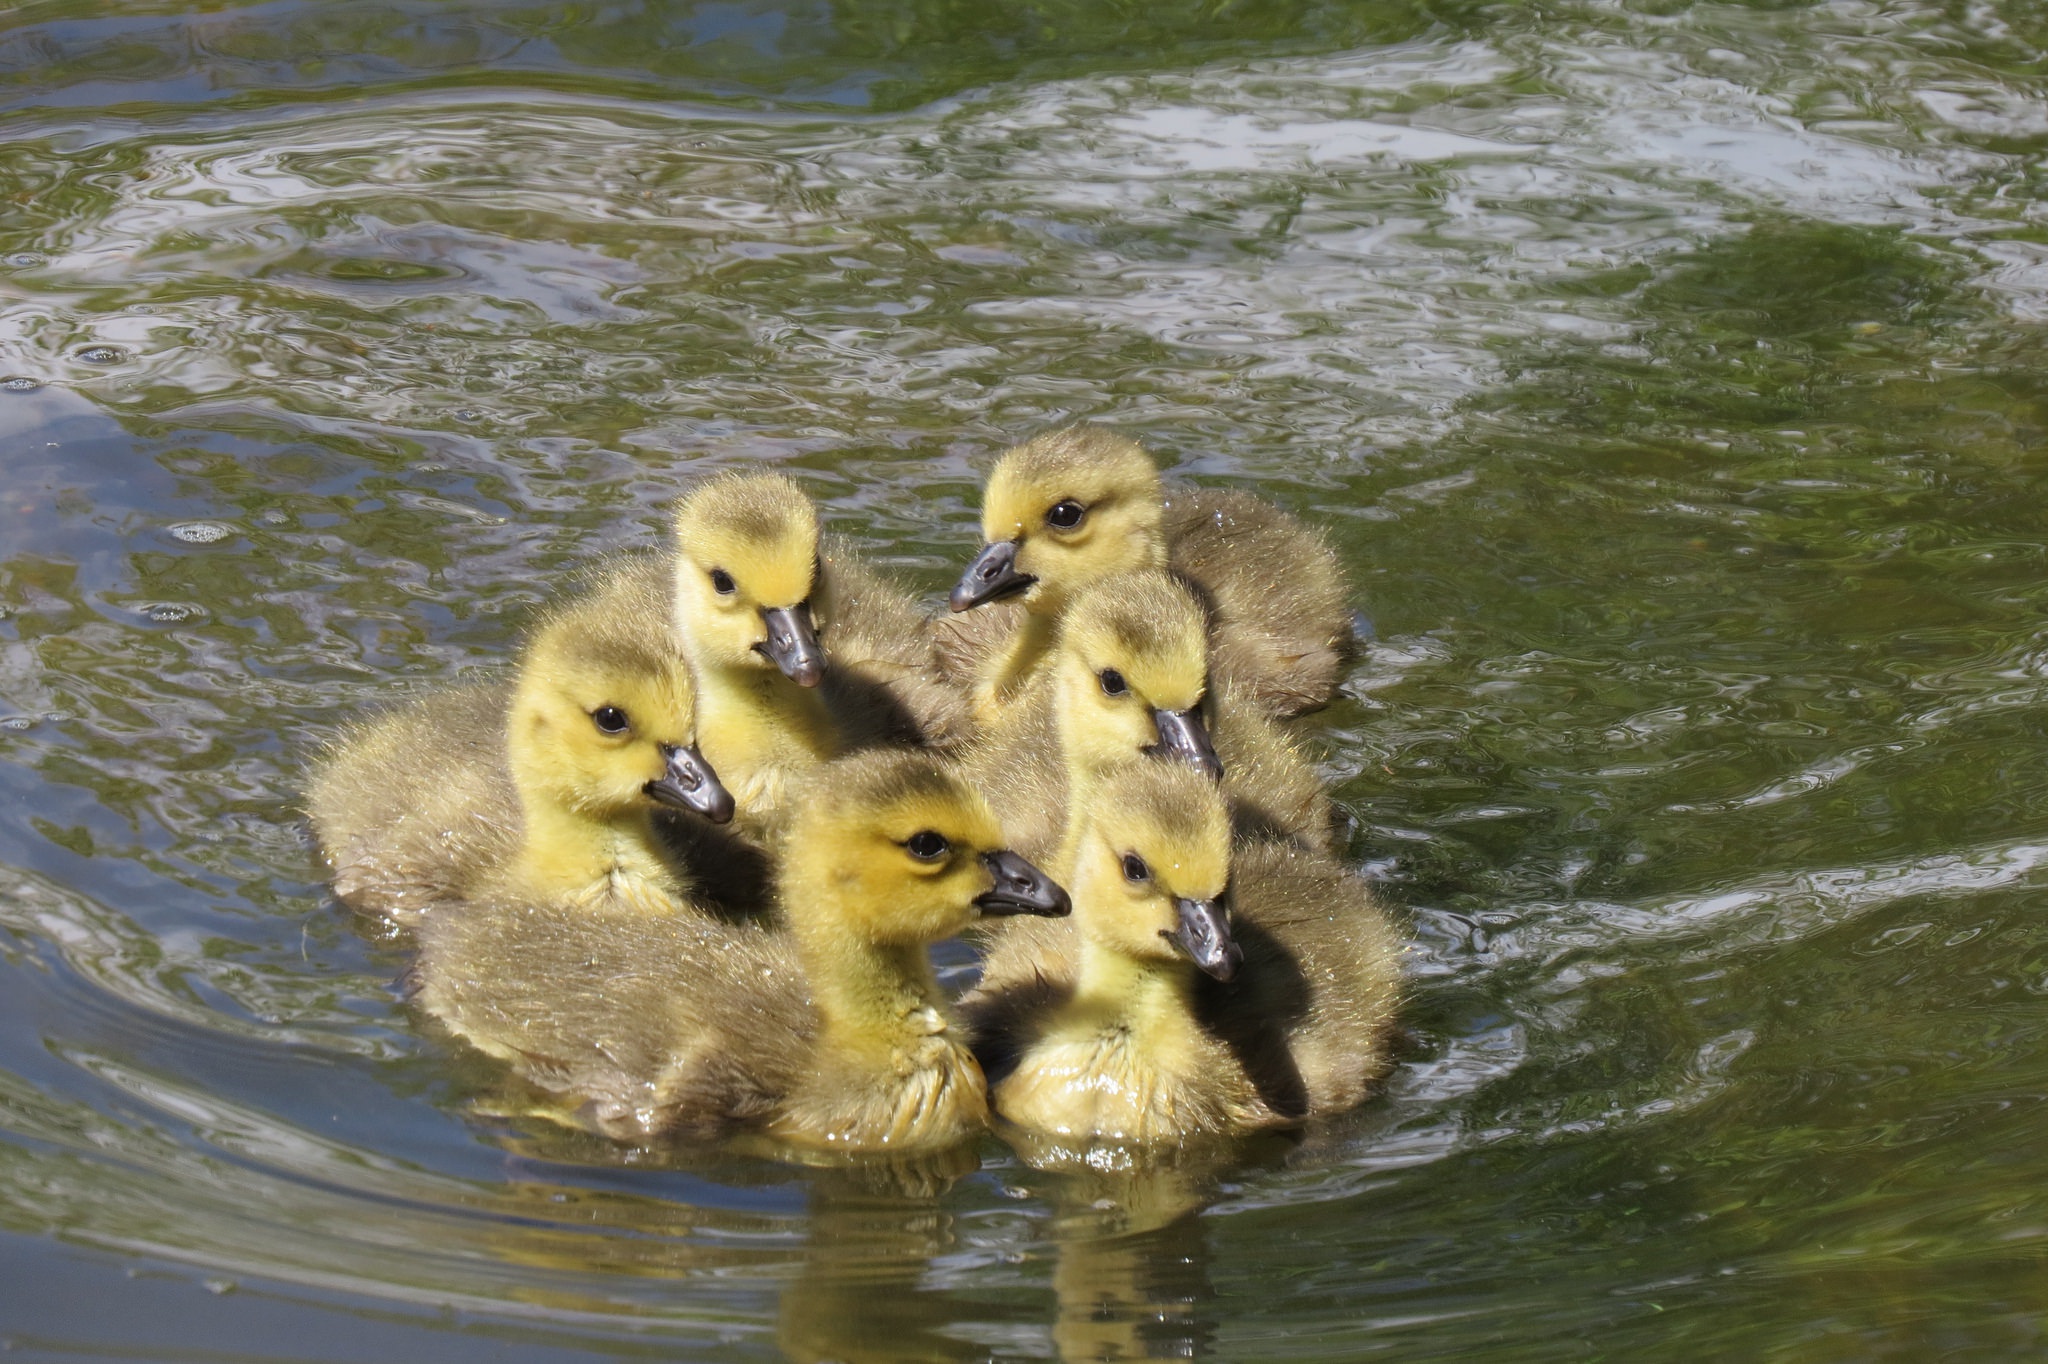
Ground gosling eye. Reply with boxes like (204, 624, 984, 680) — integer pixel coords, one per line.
(1099, 668, 1128, 697)
(905, 827, 950, 860)
(592, 706, 631, 735)
(905, 830, 950, 862)
(1121, 853, 1150, 883)
(1046, 499, 1086, 531)
(710, 568, 736, 595)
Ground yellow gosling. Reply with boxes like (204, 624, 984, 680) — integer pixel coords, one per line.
(306, 570, 732, 926)
(965, 760, 1401, 1143)
(945, 426, 1165, 720)
(962, 570, 1333, 865)
(410, 751, 1070, 1154)
(666, 472, 838, 831)
(660, 473, 963, 842)
(941, 424, 1354, 719)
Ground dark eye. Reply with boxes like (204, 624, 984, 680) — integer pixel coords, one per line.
(1046, 499, 1086, 530)
(906, 831, 950, 862)
(1099, 668, 1128, 697)
(1121, 853, 1150, 883)
(710, 568, 736, 595)
(592, 706, 630, 734)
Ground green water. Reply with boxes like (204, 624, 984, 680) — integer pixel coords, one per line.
(5, 1, 2048, 1357)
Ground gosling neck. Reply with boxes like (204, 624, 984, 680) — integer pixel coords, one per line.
(1047, 731, 1119, 887)
(1062, 922, 1204, 1051)
(507, 790, 681, 907)
(973, 604, 1063, 722)
(776, 888, 989, 1152)
(791, 912, 958, 1062)
(677, 635, 837, 819)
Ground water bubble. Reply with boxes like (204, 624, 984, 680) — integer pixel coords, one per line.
(202, 1277, 236, 1296)
(256, 508, 290, 526)
(6, 253, 42, 268)
(452, 408, 482, 422)
(168, 521, 233, 544)
(74, 346, 125, 365)
(144, 603, 201, 623)
(0, 377, 41, 393)
(0, 717, 32, 732)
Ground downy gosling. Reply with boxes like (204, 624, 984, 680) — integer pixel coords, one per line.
(411, 751, 1070, 1153)
(636, 471, 962, 841)
(305, 569, 733, 926)
(962, 568, 1333, 865)
(941, 424, 1355, 720)
(964, 759, 1401, 1143)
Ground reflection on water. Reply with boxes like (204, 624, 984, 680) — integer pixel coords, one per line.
(5, 0, 2048, 1357)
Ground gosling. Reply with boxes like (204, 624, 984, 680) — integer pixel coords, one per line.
(941, 424, 1354, 720)
(962, 569, 1333, 865)
(627, 472, 963, 843)
(305, 569, 732, 925)
(411, 751, 1069, 1153)
(964, 760, 1400, 1143)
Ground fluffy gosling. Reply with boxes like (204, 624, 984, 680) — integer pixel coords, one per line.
(942, 424, 1354, 719)
(962, 569, 1332, 865)
(411, 751, 1069, 1153)
(965, 760, 1400, 1143)
(305, 569, 731, 925)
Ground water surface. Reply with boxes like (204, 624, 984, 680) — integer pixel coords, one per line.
(5, 1, 2048, 1357)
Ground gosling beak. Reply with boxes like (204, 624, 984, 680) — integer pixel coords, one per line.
(1165, 896, 1240, 981)
(644, 743, 735, 824)
(950, 539, 1034, 612)
(973, 850, 1071, 918)
(1147, 708, 1225, 781)
(756, 603, 824, 687)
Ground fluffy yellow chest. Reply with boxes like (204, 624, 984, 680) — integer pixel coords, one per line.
(696, 669, 837, 816)
(995, 1027, 1229, 1143)
(775, 1025, 989, 1152)
(503, 806, 688, 910)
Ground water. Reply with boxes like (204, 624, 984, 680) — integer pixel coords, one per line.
(4, 0, 2048, 1356)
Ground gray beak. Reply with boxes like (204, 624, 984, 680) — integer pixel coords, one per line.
(644, 743, 735, 824)
(950, 539, 1034, 611)
(756, 603, 824, 687)
(973, 850, 1071, 917)
(1166, 896, 1240, 981)
(1147, 707, 1224, 781)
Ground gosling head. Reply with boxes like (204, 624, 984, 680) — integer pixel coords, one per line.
(781, 752, 1070, 947)
(1054, 571, 1223, 782)
(507, 582, 735, 825)
(1073, 759, 1238, 982)
(671, 472, 826, 686)
(951, 425, 1167, 617)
